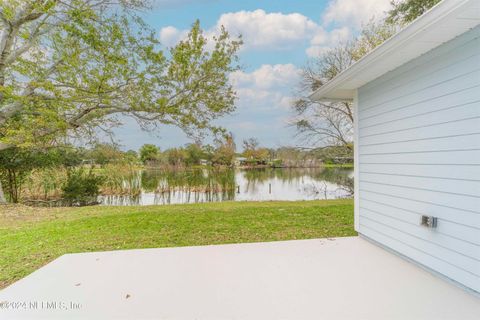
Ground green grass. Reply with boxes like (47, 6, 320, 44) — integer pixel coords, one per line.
(322, 163, 354, 168)
(0, 199, 354, 289)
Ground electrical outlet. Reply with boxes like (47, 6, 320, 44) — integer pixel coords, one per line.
(421, 215, 438, 228)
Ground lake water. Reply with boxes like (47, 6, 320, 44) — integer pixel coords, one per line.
(98, 167, 353, 206)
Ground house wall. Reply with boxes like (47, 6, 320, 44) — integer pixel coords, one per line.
(356, 26, 480, 292)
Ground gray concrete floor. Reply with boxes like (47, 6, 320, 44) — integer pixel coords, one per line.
(1, 237, 479, 319)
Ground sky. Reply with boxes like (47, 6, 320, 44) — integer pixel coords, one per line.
(110, 0, 392, 151)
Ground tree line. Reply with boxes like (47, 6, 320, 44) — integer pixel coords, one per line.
(0, 140, 352, 203)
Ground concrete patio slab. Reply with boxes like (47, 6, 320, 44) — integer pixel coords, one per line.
(1, 236, 479, 319)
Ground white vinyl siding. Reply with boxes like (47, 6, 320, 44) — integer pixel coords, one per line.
(357, 26, 480, 292)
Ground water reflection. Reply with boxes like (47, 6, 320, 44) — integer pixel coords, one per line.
(98, 167, 353, 206)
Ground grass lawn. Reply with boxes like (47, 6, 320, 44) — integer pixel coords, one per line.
(322, 163, 354, 168)
(0, 199, 354, 289)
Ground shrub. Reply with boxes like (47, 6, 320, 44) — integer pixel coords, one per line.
(0, 147, 64, 203)
(62, 168, 104, 206)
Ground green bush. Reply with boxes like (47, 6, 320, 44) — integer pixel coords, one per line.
(62, 168, 104, 206)
(272, 159, 283, 167)
(324, 158, 334, 165)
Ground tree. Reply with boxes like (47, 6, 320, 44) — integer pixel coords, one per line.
(242, 138, 260, 159)
(255, 148, 270, 162)
(0, 147, 66, 202)
(87, 143, 124, 165)
(165, 148, 186, 166)
(292, 21, 397, 149)
(124, 150, 138, 164)
(292, 0, 442, 149)
(242, 137, 270, 162)
(201, 144, 215, 162)
(387, 0, 441, 25)
(313, 145, 353, 164)
(0, 0, 242, 202)
(139, 144, 159, 164)
(212, 133, 236, 166)
(184, 143, 204, 166)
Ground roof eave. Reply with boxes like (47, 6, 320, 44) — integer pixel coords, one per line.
(309, 0, 477, 102)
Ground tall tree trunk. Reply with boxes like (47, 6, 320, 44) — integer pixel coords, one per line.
(0, 180, 6, 204)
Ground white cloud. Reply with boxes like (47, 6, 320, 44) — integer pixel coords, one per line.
(230, 64, 300, 90)
(203, 64, 302, 146)
(215, 10, 318, 50)
(329, 27, 351, 43)
(159, 26, 188, 47)
(157, 6, 389, 59)
(160, 4, 390, 57)
(230, 64, 300, 112)
(305, 46, 329, 58)
(305, 0, 392, 57)
(159, 9, 320, 51)
(322, 0, 392, 29)
(158, 3, 393, 60)
(306, 26, 351, 57)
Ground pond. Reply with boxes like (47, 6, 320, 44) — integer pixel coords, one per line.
(98, 167, 353, 206)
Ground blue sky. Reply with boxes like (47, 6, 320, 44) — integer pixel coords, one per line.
(111, 0, 391, 151)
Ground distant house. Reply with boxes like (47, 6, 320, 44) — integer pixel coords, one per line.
(234, 157, 247, 167)
(310, 0, 479, 293)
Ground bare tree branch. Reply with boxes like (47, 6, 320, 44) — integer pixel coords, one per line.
(291, 20, 397, 150)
